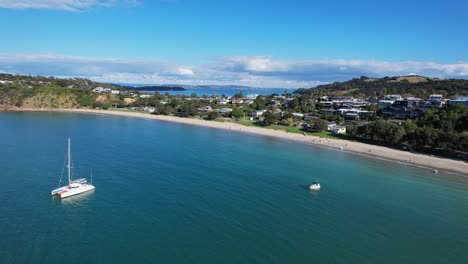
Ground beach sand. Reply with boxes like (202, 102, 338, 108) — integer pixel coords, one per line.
(10, 108, 468, 176)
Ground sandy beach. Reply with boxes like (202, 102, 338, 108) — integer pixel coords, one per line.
(10, 108, 468, 176)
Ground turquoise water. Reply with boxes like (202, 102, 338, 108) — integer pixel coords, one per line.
(1, 112, 468, 264)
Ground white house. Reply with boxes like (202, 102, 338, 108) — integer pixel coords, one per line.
(219, 108, 233, 114)
(429, 94, 443, 101)
(198, 106, 213, 112)
(251, 110, 267, 117)
(384, 94, 402, 101)
(292, 113, 304, 118)
(246, 94, 259, 100)
(143, 107, 156, 113)
(331, 126, 346, 134)
(140, 94, 152, 98)
(93, 87, 105, 93)
(217, 99, 229, 105)
(327, 122, 337, 131)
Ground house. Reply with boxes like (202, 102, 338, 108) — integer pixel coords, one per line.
(219, 108, 233, 114)
(143, 107, 156, 113)
(388, 119, 404, 126)
(217, 99, 229, 105)
(231, 98, 244, 104)
(331, 126, 346, 134)
(304, 115, 318, 121)
(274, 109, 284, 116)
(243, 100, 254, 106)
(300, 122, 312, 129)
(449, 97, 468, 106)
(429, 94, 443, 101)
(201, 98, 214, 103)
(345, 113, 360, 120)
(251, 110, 267, 117)
(198, 106, 213, 112)
(384, 94, 402, 101)
(140, 94, 152, 98)
(326, 122, 337, 131)
(292, 113, 304, 118)
(269, 100, 281, 106)
(93, 87, 105, 93)
(246, 94, 259, 100)
(319, 109, 335, 115)
(378, 100, 395, 109)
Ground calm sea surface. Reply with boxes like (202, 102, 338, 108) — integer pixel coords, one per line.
(144, 88, 288, 96)
(1, 112, 467, 264)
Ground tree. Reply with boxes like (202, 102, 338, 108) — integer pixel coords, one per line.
(232, 108, 244, 119)
(263, 111, 278, 125)
(206, 111, 219, 120)
(346, 124, 358, 137)
(233, 91, 243, 99)
(176, 104, 197, 117)
(312, 118, 328, 131)
(253, 96, 266, 110)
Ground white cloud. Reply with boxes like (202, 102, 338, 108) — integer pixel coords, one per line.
(0, 0, 137, 11)
(1, 53, 468, 88)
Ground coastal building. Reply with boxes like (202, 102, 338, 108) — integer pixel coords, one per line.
(217, 99, 229, 105)
(274, 109, 284, 116)
(246, 94, 259, 100)
(319, 109, 335, 115)
(231, 98, 244, 104)
(384, 94, 402, 101)
(140, 94, 152, 98)
(269, 100, 281, 106)
(331, 126, 346, 134)
(93, 87, 105, 93)
(219, 108, 233, 114)
(449, 97, 468, 106)
(243, 100, 254, 106)
(251, 110, 267, 117)
(378, 100, 395, 109)
(304, 115, 318, 121)
(143, 107, 156, 113)
(198, 106, 213, 112)
(326, 122, 337, 131)
(429, 94, 443, 101)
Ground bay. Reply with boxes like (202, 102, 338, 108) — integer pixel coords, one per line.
(0, 112, 467, 264)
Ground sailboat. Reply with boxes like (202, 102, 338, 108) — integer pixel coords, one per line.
(51, 138, 95, 198)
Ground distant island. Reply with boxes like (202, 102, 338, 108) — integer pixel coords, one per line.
(122, 85, 186, 92)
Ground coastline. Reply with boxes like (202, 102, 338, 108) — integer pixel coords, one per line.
(7, 108, 468, 176)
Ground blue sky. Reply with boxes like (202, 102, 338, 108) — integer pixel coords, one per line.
(0, 0, 467, 88)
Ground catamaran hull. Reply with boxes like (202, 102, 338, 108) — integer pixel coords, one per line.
(52, 184, 95, 198)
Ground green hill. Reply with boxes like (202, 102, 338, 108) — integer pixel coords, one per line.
(294, 76, 468, 99)
(0, 73, 123, 110)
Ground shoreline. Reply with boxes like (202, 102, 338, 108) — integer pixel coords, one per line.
(6, 108, 468, 176)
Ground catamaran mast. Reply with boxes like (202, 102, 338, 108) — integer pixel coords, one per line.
(68, 137, 71, 187)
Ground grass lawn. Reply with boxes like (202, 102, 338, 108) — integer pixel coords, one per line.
(308, 132, 344, 140)
(109, 108, 149, 114)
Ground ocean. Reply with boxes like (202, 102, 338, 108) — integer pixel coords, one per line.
(142, 88, 290, 97)
(0, 112, 467, 264)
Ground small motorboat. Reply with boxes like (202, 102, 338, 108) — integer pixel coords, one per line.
(309, 182, 321, 190)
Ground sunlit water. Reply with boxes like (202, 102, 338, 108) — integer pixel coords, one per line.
(0, 112, 467, 264)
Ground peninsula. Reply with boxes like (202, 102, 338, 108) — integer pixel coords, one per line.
(1, 73, 467, 176)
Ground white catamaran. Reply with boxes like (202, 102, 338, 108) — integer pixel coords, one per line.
(51, 138, 95, 198)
